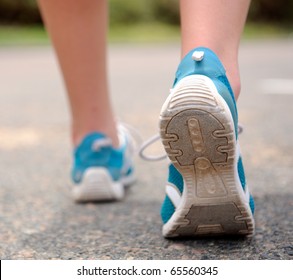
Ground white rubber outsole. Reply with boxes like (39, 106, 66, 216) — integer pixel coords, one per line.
(72, 167, 135, 202)
(160, 75, 255, 237)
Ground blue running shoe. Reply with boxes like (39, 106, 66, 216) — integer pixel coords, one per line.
(71, 125, 136, 202)
(160, 47, 255, 237)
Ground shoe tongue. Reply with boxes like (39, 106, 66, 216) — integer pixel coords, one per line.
(174, 47, 226, 87)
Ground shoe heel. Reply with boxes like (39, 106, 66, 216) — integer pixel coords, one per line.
(160, 75, 254, 237)
(73, 168, 124, 202)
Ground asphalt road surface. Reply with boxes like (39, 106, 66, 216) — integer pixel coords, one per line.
(0, 39, 292, 259)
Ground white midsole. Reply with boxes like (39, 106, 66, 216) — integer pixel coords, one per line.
(72, 167, 135, 202)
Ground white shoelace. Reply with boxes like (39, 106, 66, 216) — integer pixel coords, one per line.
(117, 122, 143, 157)
(139, 134, 167, 161)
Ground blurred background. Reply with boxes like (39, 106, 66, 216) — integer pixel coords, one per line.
(0, 0, 293, 45)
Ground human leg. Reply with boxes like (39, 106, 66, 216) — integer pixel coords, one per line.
(180, 0, 251, 99)
(38, 0, 135, 201)
(37, 0, 119, 147)
(159, 0, 254, 237)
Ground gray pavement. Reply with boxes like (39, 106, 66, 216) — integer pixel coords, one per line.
(0, 40, 292, 259)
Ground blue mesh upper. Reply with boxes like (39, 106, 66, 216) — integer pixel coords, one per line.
(168, 164, 184, 193)
(237, 156, 246, 191)
(161, 164, 184, 224)
(72, 132, 127, 183)
(161, 195, 176, 224)
(249, 194, 255, 214)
